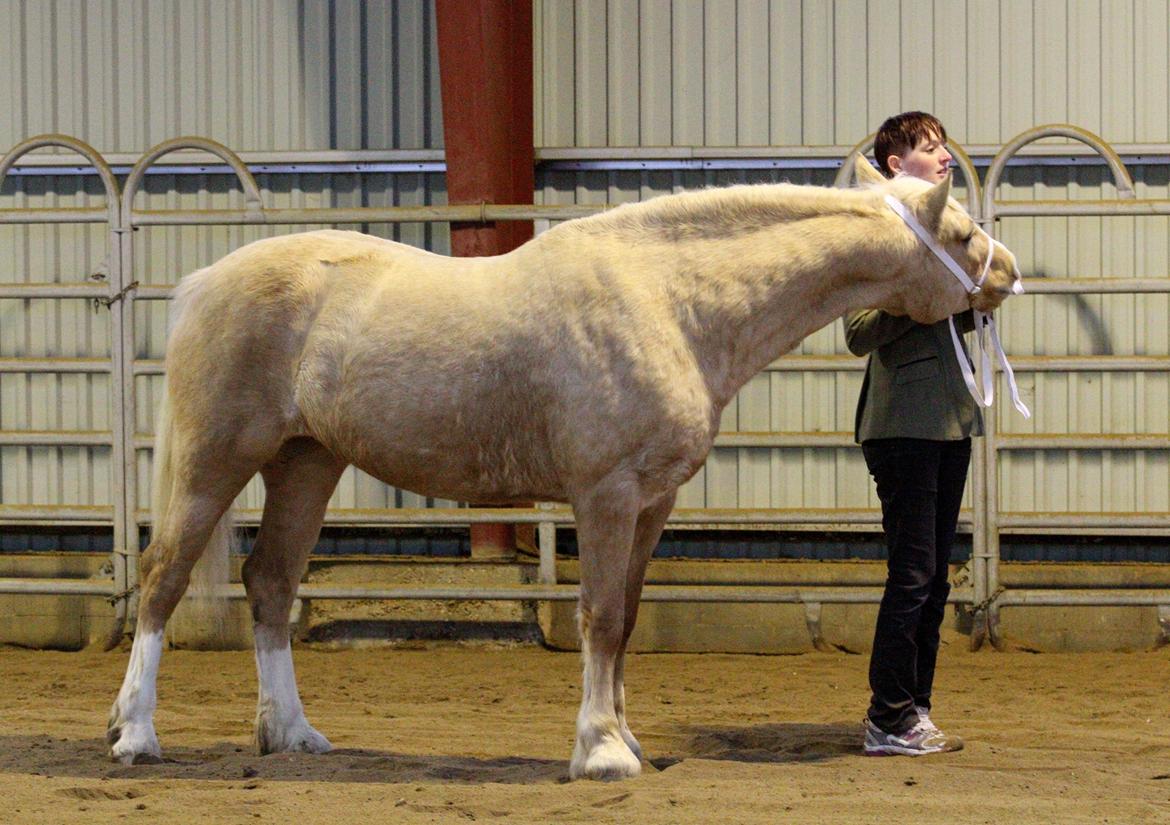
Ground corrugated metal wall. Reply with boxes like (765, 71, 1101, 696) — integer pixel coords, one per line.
(1, 0, 1167, 526)
(1, 0, 442, 152)
(534, 0, 1170, 148)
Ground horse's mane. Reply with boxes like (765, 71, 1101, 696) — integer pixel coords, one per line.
(564, 182, 887, 242)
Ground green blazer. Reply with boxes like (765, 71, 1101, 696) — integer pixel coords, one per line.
(843, 309, 984, 443)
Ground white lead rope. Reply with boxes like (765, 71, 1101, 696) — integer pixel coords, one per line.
(884, 195, 1032, 419)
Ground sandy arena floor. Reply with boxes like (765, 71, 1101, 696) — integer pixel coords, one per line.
(1, 642, 1168, 824)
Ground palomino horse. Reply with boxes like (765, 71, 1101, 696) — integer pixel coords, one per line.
(107, 162, 1022, 779)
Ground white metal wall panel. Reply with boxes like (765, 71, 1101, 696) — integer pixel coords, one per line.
(864, 0, 899, 128)
(1033, 0, 1067, 126)
(0, 0, 442, 153)
(1135, 1, 1169, 142)
(537, 0, 576, 147)
(832, 0, 867, 146)
(736, 0, 771, 146)
(703, 2, 736, 146)
(608, 1, 641, 145)
(576, 1, 608, 147)
(640, 0, 672, 146)
(671, 0, 705, 145)
(800, 0, 834, 145)
(535, 0, 1170, 149)
(769, 0, 803, 146)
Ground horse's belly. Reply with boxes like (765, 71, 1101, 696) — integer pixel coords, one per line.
(334, 429, 565, 505)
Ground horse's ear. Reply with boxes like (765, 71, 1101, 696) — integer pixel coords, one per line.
(852, 155, 886, 186)
(918, 174, 952, 234)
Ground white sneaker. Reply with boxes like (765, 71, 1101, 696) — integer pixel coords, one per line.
(863, 717, 963, 757)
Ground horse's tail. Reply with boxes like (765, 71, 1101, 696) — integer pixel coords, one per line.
(158, 266, 238, 649)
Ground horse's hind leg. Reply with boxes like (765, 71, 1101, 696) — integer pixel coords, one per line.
(569, 480, 642, 781)
(613, 491, 676, 763)
(243, 438, 345, 755)
(108, 461, 256, 765)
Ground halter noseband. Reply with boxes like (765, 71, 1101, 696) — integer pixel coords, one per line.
(884, 194, 1031, 419)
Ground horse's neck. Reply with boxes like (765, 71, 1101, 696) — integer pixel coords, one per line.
(671, 215, 905, 406)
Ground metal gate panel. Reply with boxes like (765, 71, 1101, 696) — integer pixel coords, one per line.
(991, 163, 1170, 518)
(0, 175, 113, 511)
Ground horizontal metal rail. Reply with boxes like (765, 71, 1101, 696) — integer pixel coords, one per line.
(0, 577, 966, 605)
(127, 204, 607, 227)
(1023, 278, 1170, 294)
(0, 579, 115, 596)
(0, 283, 111, 299)
(995, 200, 1170, 217)
(10, 504, 1160, 534)
(0, 430, 113, 447)
(1007, 356, 1170, 372)
(0, 504, 116, 525)
(0, 358, 112, 373)
(5, 577, 1167, 611)
(998, 512, 1170, 529)
(996, 589, 1170, 607)
(123, 353, 1170, 376)
(0, 207, 110, 224)
(997, 434, 1169, 450)
(26, 429, 1129, 454)
(12, 142, 1170, 169)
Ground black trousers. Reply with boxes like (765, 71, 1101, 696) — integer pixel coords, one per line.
(862, 437, 971, 734)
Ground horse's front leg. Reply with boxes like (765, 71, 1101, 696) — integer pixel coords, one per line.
(569, 481, 642, 781)
(613, 491, 677, 763)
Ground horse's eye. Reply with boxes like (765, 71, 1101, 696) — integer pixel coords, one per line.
(961, 230, 976, 244)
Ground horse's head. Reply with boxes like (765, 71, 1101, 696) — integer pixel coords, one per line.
(855, 158, 1023, 323)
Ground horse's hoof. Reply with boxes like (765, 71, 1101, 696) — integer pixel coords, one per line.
(570, 737, 642, 781)
(256, 719, 332, 755)
(291, 727, 332, 754)
(108, 724, 162, 766)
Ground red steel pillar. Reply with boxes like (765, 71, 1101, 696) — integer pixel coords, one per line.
(436, 0, 535, 559)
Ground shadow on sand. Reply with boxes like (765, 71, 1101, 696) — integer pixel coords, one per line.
(651, 721, 861, 769)
(0, 735, 568, 784)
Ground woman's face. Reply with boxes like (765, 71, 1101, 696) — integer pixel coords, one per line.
(888, 132, 953, 183)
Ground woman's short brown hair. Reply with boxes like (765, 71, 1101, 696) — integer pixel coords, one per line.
(873, 111, 948, 178)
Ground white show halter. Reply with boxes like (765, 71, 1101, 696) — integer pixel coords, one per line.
(883, 194, 1031, 419)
